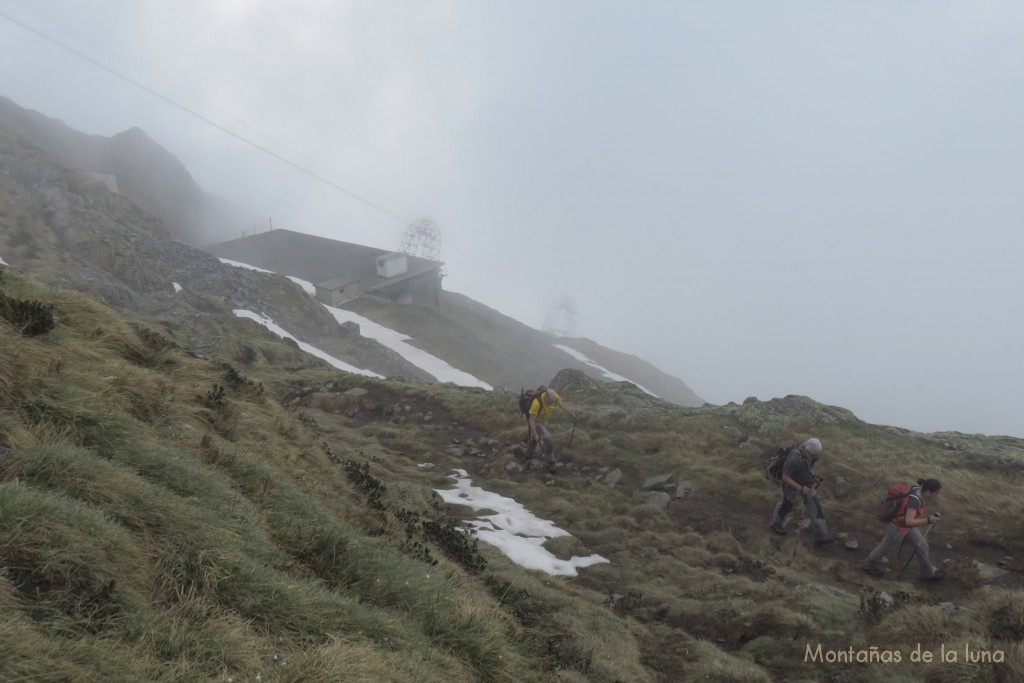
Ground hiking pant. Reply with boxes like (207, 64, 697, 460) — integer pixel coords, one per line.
(861, 524, 937, 578)
(771, 488, 828, 542)
(526, 423, 555, 464)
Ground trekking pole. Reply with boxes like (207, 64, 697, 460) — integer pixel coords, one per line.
(897, 517, 937, 581)
(791, 493, 808, 560)
(567, 417, 578, 449)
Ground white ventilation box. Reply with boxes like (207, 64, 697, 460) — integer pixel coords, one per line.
(376, 252, 408, 278)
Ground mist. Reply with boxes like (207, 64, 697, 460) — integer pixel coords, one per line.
(1, 1, 1021, 437)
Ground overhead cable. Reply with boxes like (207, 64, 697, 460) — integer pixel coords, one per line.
(0, 7, 413, 226)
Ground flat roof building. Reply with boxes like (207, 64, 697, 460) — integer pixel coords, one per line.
(206, 229, 444, 307)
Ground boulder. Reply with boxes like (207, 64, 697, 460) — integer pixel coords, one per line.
(642, 473, 673, 489)
(636, 491, 671, 508)
(602, 468, 623, 486)
(675, 481, 695, 498)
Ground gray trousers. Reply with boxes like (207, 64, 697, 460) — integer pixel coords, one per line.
(861, 524, 937, 578)
(526, 423, 555, 464)
(771, 488, 829, 542)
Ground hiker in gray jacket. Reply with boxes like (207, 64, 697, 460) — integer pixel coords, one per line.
(768, 438, 833, 546)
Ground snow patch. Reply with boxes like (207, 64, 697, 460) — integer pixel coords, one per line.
(435, 469, 609, 577)
(232, 309, 381, 377)
(218, 258, 274, 274)
(325, 305, 492, 389)
(554, 344, 658, 397)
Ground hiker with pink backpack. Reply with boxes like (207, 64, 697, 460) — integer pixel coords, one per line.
(860, 478, 945, 582)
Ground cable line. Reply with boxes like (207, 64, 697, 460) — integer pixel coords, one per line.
(0, 7, 413, 226)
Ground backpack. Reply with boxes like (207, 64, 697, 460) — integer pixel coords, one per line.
(519, 386, 547, 419)
(764, 439, 796, 483)
(875, 483, 919, 524)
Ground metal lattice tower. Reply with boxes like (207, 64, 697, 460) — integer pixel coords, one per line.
(399, 217, 443, 262)
(543, 297, 577, 337)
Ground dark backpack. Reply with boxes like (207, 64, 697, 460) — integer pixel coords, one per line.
(519, 386, 547, 419)
(875, 483, 919, 524)
(764, 439, 796, 483)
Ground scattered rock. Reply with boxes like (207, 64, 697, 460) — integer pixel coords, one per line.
(642, 473, 673, 489)
(674, 481, 695, 498)
(973, 560, 1009, 581)
(447, 447, 465, 457)
(416, 463, 435, 470)
(343, 387, 368, 397)
(602, 469, 623, 486)
(505, 459, 524, 473)
(844, 539, 859, 550)
(738, 439, 761, 454)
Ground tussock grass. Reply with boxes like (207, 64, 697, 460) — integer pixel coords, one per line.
(685, 639, 773, 682)
(0, 273, 552, 681)
(2, 270, 1023, 681)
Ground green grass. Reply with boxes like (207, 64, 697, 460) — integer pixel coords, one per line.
(1, 270, 1023, 681)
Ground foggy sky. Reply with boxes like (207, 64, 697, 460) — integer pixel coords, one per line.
(2, 1, 1022, 437)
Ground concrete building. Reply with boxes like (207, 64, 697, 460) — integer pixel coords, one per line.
(205, 229, 444, 307)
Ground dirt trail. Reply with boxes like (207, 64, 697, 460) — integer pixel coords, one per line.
(669, 488, 1024, 600)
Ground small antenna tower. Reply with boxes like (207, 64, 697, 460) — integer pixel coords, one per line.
(399, 217, 445, 277)
(398, 216, 440, 256)
(543, 297, 577, 337)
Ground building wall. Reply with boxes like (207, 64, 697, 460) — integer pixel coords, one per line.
(315, 281, 362, 306)
(376, 270, 442, 307)
(314, 269, 441, 308)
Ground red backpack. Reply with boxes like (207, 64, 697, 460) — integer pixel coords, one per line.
(875, 483, 916, 524)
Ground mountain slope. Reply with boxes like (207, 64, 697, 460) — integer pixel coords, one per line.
(0, 96, 704, 405)
(2, 269, 1022, 682)
(0, 96, 252, 245)
(0, 96, 1023, 681)
(344, 291, 705, 405)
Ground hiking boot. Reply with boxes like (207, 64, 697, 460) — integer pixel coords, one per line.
(922, 570, 945, 582)
(861, 565, 885, 577)
(768, 524, 787, 536)
(813, 538, 834, 548)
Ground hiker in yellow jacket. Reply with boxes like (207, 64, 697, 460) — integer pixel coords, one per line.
(527, 388, 577, 473)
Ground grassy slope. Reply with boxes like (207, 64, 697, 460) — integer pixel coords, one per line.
(0, 271, 545, 682)
(2, 270, 1023, 682)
